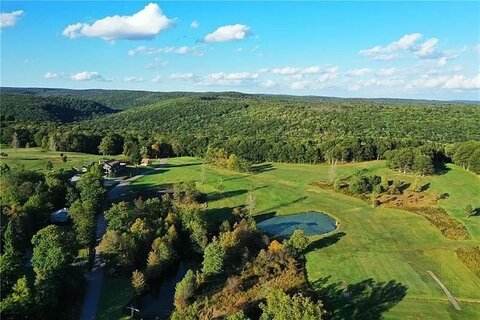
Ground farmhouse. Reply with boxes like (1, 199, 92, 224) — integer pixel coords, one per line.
(102, 159, 126, 176)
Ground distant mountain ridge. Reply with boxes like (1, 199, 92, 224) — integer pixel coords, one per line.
(1, 87, 478, 111)
(1, 93, 116, 122)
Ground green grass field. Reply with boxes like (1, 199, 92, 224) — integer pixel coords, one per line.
(96, 275, 133, 320)
(0, 146, 113, 172)
(132, 157, 480, 319)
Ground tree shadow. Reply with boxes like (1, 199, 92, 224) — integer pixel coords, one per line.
(312, 277, 408, 320)
(471, 208, 480, 217)
(163, 162, 202, 168)
(434, 162, 451, 175)
(420, 182, 430, 192)
(254, 211, 277, 223)
(207, 189, 248, 202)
(307, 232, 346, 251)
(262, 196, 308, 213)
(251, 163, 276, 174)
(204, 206, 236, 227)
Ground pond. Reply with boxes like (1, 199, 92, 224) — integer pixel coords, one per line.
(134, 261, 187, 319)
(257, 212, 337, 237)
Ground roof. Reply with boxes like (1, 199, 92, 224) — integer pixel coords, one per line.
(104, 160, 120, 166)
(51, 208, 69, 223)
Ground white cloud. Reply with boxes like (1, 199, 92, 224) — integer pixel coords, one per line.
(272, 65, 320, 75)
(0, 10, 23, 29)
(204, 24, 250, 43)
(152, 75, 162, 83)
(124, 76, 144, 82)
(288, 66, 339, 90)
(63, 3, 173, 41)
(291, 81, 309, 90)
(272, 67, 301, 75)
(190, 20, 199, 29)
(345, 68, 371, 76)
(145, 57, 169, 69)
(443, 74, 480, 90)
(377, 67, 396, 76)
(260, 80, 276, 88)
(70, 71, 108, 81)
(195, 71, 259, 86)
(347, 84, 362, 92)
(170, 73, 194, 81)
(44, 72, 59, 79)
(128, 45, 160, 56)
(175, 46, 189, 54)
(129, 45, 203, 56)
(360, 33, 423, 60)
(414, 38, 439, 58)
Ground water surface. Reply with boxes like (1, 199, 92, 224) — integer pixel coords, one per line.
(257, 212, 336, 237)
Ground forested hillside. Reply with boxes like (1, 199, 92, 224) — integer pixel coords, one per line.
(1, 93, 115, 122)
(82, 96, 480, 142)
(1, 89, 479, 168)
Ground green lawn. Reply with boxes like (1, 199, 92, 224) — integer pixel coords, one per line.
(96, 275, 133, 320)
(0, 146, 116, 172)
(132, 157, 480, 319)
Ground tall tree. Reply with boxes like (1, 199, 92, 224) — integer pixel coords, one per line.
(202, 239, 226, 277)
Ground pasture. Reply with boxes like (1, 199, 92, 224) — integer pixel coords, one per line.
(0, 147, 116, 172)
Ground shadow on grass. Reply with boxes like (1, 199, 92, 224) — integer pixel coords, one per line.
(204, 206, 236, 227)
(251, 163, 276, 174)
(312, 277, 407, 320)
(434, 162, 451, 175)
(207, 189, 248, 202)
(262, 196, 308, 213)
(254, 211, 277, 223)
(163, 162, 202, 168)
(307, 232, 346, 251)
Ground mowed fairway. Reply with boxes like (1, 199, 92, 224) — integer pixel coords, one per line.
(133, 157, 480, 319)
(0, 147, 114, 171)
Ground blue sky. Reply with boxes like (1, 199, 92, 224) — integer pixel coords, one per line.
(1, 1, 479, 100)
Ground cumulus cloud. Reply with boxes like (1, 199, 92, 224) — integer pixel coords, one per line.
(272, 65, 320, 75)
(44, 72, 59, 79)
(170, 73, 194, 81)
(443, 74, 480, 90)
(360, 33, 423, 60)
(288, 66, 339, 90)
(70, 71, 108, 81)
(0, 10, 23, 29)
(195, 71, 259, 86)
(359, 33, 458, 63)
(124, 76, 144, 82)
(145, 57, 169, 69)
(63, 3, 173, 41)
(128, 45, 203, 56)
(414, 38, 439, 58)
(345, 68, 371, 76)
(377, 67, 396, 76)
(190, 20, 199, 29)
(204, 24, 250, 43)
(260, 80, 276, 88)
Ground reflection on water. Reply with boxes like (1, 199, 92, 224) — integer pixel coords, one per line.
(257, 212, 337, 237)
(135, 261, 186, 320)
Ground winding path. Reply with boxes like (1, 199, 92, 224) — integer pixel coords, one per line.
(427, 270, 462, 311)
(79, 159, 167, 320)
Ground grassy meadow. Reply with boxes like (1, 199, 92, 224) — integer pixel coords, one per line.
(0, 146, 118, 172)
(132, 157, 480, 319)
